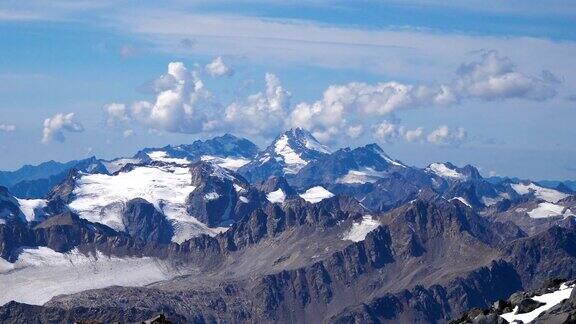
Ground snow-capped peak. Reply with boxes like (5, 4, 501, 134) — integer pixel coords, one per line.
(129, 134, 259, 171)
(266, 128, 331, 174)
(288, 127, 331, 154)
(426, 162, 467, 180)
(274, 134, 308, 173)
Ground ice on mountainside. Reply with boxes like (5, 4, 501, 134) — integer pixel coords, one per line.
(343, 215, 381, 242)
(68, 164, 224, 243)
(528, 202, 574, 219)
(200, 155, 251, 170)
(16, 198, 47, 222)
(0, 247, 177, 306)
(299, 186, 334, 203)
(336, 168, 388, 184)
(102, 158, 143, 174)
(426, 163, 466, 180)
(204, 192, 220, 201)
(450, 197, 472, 208)
(267, 188, 286, 203)
(511, 182, 568, 203)
(147, 151, 190, 164)
(274, 134, 309, 174)
(481, 193, 510, 207)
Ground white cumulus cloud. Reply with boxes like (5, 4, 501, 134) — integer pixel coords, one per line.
(426, 126, 467, 146)
(102, 51, 558, 143)
(374, 121, 403, 143)
(103, 62, 213, 134)
(404, 127, 424, 142)
(373, 122, 464, 146)
(42, 113, 84, 143)
(222, 73, 290, 136)
(103, 103, 129, 127)
(286, 50, 556, 141)
(205, 56, 233, 77)
(289, 82, 454, 136)
(373, 121, 425, 144)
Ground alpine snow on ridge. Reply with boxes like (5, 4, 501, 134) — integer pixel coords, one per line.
(1, 128, 575, 323)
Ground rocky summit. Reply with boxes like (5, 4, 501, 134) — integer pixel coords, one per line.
(1, 129, 576, 323)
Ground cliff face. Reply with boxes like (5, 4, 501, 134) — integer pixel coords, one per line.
(1, 196, 569, 323)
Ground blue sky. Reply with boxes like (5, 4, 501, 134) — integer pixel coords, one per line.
(0, 0, 575, 180)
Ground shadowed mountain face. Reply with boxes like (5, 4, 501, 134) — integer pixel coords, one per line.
(0, 196, 565, 323)
(134, 133, 259, 163)
(1, 130, 575, 323)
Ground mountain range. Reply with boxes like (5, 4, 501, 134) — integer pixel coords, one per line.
(1, 128, 575, 323)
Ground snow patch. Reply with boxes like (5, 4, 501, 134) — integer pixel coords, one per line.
(501, 283, 575, 323)
(511, 182, 568, 203)
(528, 202, 574, 219)
(147, 151, 190, 164)
(302, 136, 331, 154)
(0, 247, 179, 306)
(267, 189, 286, 204)
(450, 197, 472, 208)
(481, 193, 509, 207)
(233, 183, 246, 193)
(16, 198, 47, 222)
(383, 156, 405, 167)
(343, 215, 381, 242)
(204, 192, 220, 201)
(427, 163, 465, 180)
(299, 186, 335, 203)
(102, 158, 141, 174)
(67, 165, 219, 243)
(274, 135, 308, 174)
(208, 164, 237, 181)
(200, 155, 251, 171)
(336, 168, 387, 184)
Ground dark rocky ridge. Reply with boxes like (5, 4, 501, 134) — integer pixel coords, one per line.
(135, 133, 259, 162)
(5, 194, 572, 323)
(452, 278, 576, 324)
(2, 130, 576, 323)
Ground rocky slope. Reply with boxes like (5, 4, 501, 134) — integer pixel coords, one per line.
(453, 278, 576, 323)
(239, 128, 331, 182)
(1, 129, 575, 323)
(4, 193, 574, 323)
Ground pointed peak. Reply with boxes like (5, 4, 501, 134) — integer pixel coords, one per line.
(276, 128, 331, 154)
(363, 143, 384, 153)
(286, 127, 311, 138)
(426, 162, 464, 180)
(359, 143, 405, 168)
(219, 133, 239, 139)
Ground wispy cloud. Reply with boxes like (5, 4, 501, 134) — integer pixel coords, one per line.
(101, 9, 576, 85)
(0, 10, 45, 21)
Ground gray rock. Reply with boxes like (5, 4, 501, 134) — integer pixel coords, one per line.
(516, 298, 545, 314)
